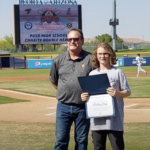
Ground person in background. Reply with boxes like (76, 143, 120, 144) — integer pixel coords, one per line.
(81, 43, 131, 150)
(50, 28, 92, 150)
(136, 54, 147, 77)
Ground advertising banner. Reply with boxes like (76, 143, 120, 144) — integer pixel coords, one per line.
(114, 57, 124, 67)
(19, 5, 79, 44)
(28, 59, 53, 68)
(124, 57, 150, 66)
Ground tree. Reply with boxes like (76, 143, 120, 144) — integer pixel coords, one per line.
(116, 35, 123, 43)
(0, 35, 15, 51)
(95, 34, 123, 44)
(95, 34, 112, 43)
(0, 39, 3, 49)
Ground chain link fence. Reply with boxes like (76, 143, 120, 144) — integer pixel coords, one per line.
(1, 43, 150, 53)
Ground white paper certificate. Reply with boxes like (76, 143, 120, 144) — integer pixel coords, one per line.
(85, 94, 115, 118)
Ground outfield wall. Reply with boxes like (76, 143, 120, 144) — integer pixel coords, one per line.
(25, 56, 150, 68)
(115, 57, 150, 67)
(0, 55, 150, 69)
(0, 55, 56, 69)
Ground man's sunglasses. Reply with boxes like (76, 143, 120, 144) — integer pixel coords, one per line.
(67, 38, 81, 42)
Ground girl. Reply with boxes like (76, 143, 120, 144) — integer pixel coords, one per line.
(81, 43, 131, 150)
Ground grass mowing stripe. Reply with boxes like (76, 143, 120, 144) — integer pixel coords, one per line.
(0, 69, 50, 77)
(1, 77, 150, 98)
(0, 66, 150, 77)
(127, 76, 150, 98)
(118, 66, 150, 72)
(0, 96, 29, 104)
(0, 79, 56, 97)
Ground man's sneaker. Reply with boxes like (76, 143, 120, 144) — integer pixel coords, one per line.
(145, 71, 147, 75)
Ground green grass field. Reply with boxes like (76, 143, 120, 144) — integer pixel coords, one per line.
(0, 96, 29, 104)
(0, 67, 150, 98)
(0, 69, 49, 77)
(0, 66, 149, 77)
(118, 66, 150, 72)
(0, 67, 150, 150)
(0, 121, 150, 150)
(0, 76, 150, 98)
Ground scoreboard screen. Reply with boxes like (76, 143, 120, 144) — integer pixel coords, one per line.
(13, 4, 82, 44)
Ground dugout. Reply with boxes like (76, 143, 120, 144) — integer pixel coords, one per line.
(0, 54, 10, 69)
(0, 53, 26, 69)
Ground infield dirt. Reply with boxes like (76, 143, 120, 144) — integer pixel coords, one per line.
(0, 72, 150, 123)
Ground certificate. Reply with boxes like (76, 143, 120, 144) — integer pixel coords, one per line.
(86, 94, 115, 118)
(78, 74, 110, 95)
(78, 73, 115, 118)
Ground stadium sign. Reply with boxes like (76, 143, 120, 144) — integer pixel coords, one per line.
(19, 0, 77, 5)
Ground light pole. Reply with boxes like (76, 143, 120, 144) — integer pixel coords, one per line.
(109, 0, 119, 52)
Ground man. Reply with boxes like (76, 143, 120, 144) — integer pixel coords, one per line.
(136, 54, 147, 77)
(50, 28, 92, 150)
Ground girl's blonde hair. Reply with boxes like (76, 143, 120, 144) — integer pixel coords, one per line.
(92, 43, 117, 68)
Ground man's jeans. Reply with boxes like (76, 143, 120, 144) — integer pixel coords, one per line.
(54, 102, 90, 150)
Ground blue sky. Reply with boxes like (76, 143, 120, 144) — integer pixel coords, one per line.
(0, 0, 150, 41)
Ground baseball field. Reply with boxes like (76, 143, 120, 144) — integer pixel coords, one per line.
(0, 66, 150, 150)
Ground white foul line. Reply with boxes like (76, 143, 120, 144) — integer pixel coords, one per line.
(45, 112, 56, 116)
(125, 103, 150, 110)
(47, 106, 56, 109)
(0, 89, 57, 117)
(46, 106, 56, 116)
(125, 104, 138, 108)
(0, 89, 56, 99)
(125, 109, 150, 110)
